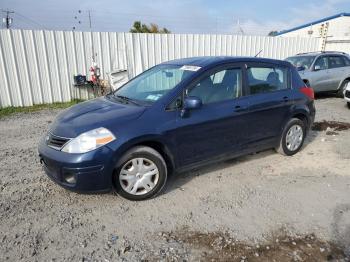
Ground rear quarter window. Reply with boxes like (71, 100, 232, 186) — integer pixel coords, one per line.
(342, 56, 350, 66)
(247, 66, 289, 95)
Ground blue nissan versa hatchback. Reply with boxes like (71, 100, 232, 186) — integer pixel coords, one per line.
(38, 57, 315, 200)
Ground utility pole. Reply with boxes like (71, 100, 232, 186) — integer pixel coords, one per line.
(88, 10, 92, 31)
(237, 19, 244, 35)
(2, 9, 14, 29)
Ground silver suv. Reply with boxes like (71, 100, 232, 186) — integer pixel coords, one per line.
(285, 51, 350, 96)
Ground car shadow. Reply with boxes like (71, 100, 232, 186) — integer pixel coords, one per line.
(315, 92, 337, 100)
(303, 129, 319, 147)
(164, 150, 271, 194)
(332, 204, 350, 257)
(165, 130, 320, 195)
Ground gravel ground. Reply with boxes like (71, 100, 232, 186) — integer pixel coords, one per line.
(0, 97, 350, 261)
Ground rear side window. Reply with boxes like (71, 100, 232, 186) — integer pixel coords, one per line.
(328, 56, 345, 68)
(247, 66, 288, 95)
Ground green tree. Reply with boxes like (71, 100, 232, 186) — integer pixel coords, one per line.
(130, 21, 171, 33)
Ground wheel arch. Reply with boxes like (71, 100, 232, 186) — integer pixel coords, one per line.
(292, 112, 309, 127)
(280, 108, 310, 137)
(114, 136, 176, 175)
(337, 77, 350, 90)
(132, 140, 175, 175)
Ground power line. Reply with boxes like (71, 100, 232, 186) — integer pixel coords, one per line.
(1, 9, 275, 35)
(13, 11, 48, 30)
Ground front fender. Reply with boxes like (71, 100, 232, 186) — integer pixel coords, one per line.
(107, 134, 177, 172)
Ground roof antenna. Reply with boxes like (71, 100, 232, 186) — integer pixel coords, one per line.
(254, 49, 263, 57)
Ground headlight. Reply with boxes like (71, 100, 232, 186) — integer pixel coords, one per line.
(61, 127, 116, 153)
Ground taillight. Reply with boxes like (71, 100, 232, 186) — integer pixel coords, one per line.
(299, 87, 314, 100)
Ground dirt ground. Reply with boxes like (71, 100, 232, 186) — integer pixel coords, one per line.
(0, 96, 350, 261)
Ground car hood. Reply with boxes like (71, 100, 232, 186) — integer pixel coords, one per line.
(49, 97, 146, 138)
(297, 67, 313, 74)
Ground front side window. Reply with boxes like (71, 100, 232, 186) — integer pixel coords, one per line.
(247, 66, 288, 95)
(113, 65, 196, 104)
(187, 68, 242, 104)
(328, 56, 346, 69)
(314, 56, 329, 70)
(285, 56, 316, 70)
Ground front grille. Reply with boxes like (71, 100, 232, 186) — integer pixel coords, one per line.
(345, 90, 350, 98)
(47, 133, 70, 150)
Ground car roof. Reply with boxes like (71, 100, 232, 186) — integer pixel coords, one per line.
(161, 56, 290, 68)
(291, 51, 348, 57)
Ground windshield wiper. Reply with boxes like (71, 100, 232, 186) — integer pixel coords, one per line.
(114, 95, 140, 105)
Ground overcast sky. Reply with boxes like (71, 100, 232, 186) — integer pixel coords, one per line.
(1, 0, 350, 35)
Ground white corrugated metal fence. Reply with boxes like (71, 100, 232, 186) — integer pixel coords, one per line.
(0, 29, 321, 108)
(127, 33, 321, 76)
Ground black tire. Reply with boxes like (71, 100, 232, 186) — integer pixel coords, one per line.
(337, 80, 349, 98)
(276, 118, 306, 156)
(347, 102, 350, 109)
(114, 146, 167, 201)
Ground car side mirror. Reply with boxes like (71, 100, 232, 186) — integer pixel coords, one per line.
(314, 65, 321, 71)
(180, 96, 202, 117)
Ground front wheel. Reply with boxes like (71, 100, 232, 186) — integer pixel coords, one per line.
(347, 102, 350, 109)
(276, 118, 306, 156)
(114, 146, 167, 201)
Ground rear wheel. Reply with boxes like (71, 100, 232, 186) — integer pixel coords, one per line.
(276, 118, 306, 156)
(347, 102, 350, 109)
(114, 146, 167, 200)
(337, 80, 349, 98)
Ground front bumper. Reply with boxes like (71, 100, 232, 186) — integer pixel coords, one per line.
(38, 137, 116, 193)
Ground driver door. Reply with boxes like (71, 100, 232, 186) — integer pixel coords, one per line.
(172, 64, 250, 167)
(311, 56, 332, 92)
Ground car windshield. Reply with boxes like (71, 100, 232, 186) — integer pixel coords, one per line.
(285, 56, 316, 70)
(111, 64, 196, 105)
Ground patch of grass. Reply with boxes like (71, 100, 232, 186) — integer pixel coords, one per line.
(0, 99, 84, 119)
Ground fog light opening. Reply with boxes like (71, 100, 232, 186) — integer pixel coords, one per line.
(63, 172, 76, 184)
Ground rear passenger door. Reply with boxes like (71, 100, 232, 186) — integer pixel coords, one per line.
(327, 55, 347, 90)
(244, 63, 293, 146)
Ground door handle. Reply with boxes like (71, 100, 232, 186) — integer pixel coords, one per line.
(234, 105, 247, 112)
(282, 96, 289, 102)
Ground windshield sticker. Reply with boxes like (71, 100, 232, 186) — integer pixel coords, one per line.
(180, 65, 201, 72)
(146, 94, 162, 101)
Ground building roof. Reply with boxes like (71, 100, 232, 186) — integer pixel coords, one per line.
(276, 12, 350, 36)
